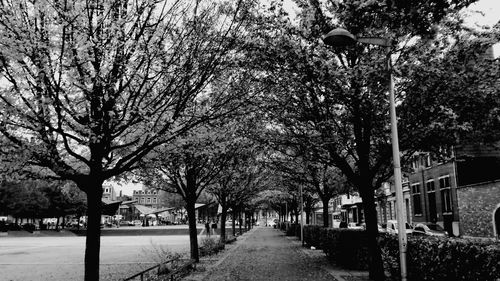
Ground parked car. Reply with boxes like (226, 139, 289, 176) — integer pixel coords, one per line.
(132, 220, 142, 226)
(378, 224, 387, 233)
(267, 218, 278, 227)
(347, 222, 364, 230)
(119, 220, 131, 226)
(386, 220, 413, 235)
(412, 223, 448, 237)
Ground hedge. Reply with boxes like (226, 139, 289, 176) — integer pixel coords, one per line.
(297, 225, 500, 280)
(380, 233, 500, 281)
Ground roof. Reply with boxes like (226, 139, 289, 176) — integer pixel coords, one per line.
(134, 204, 155, 215)
(101, 199, 121, 216)
(134, 204, 175, 215)
(195, 203, 205, 209)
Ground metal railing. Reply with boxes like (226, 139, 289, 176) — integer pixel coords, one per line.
(123, 258, 193, 281)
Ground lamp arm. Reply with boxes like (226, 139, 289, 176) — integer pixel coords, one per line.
(357, 37, 391, 47)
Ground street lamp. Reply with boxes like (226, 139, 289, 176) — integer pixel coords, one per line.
(323, 28, 408, 281)
(300, 185, 304, 246)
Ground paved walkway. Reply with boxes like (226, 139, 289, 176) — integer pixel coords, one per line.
(200, 227, 370, 281)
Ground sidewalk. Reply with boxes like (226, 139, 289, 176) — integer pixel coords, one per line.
(196, 227, 370, 281)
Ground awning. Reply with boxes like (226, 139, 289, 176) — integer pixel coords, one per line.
(195, 203, 205, 209)
(102, 200, 121, 216)
(134, 205, 175, 216)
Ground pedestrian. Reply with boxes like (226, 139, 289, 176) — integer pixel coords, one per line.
(211, 220, 217, 236)
(205, 221, 210, 237)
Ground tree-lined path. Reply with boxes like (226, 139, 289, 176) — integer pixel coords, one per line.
(202, 227, 335, 281)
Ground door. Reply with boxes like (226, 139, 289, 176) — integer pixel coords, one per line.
(443, 214, 453, 237)
(428, 193, 437, 222)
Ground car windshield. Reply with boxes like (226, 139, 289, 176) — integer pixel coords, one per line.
(426, 224, 444, 231)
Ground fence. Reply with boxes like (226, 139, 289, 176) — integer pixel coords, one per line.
(123, 258, 196, 281)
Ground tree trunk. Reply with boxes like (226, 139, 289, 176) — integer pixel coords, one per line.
(220, 204, 228, 243)
(232, 213, 236, 236)
(186, 200, 199, 262)
(322, 198, 330, 227)
(360, 184, 385, 281)
(83, 182, 104, 281)
(238, 211, 242, 235)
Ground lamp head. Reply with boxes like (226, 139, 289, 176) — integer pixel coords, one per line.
(323, 28, 357, 47)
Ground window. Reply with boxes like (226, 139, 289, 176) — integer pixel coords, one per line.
(153, 198, 157, 204)
(147, 197, 151, 204)
(439, 176, 452, 213)
(427, 180, 437, 221)
(411, 183, 422, 215)
(104, 188, 109, 193)
(426, 180, 435, 192)
(439, 176, 450, 189)
(153, 191, 157, 195)
(140, 198, 145, 204)
(147, 190, 151, 195)
(411, 156, 419, 169)
(425, 154, 431, 167)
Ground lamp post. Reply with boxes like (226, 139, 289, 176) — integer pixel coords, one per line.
(300, 185, 304, 246)
(323, 28, 408, 281)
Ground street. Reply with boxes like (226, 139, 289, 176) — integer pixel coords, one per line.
(0, 234, 191, 281)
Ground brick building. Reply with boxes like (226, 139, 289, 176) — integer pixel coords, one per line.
(407, 155, 460, 236)
(376, 181, 412, 226)
(407, 143, 500, 238)
(132, 188, 167, 209)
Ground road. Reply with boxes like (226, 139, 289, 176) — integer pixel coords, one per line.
(0, 234, 191, 281)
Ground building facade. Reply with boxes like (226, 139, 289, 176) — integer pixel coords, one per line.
(376, 181, 412, 227)
(406, 144, 500, 238)
(132, 188, 167, 209)
(407, 154, 460, 236)
(102, 184, 117, 201)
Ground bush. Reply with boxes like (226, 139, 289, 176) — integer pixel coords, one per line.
(199, 237, 225, 257)
(303, 225, 325, 249)
(303, 226, 500, 279)
(302, 225, 369, 270)
(286, 223, 300, 237)
(380, 234, 500, 281)
(22, 223, 36, 233)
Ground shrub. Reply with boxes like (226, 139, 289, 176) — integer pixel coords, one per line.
(303, 226, 369, 270)
(303, 225, 500, 279)
(325, 228, 369, 269)
(303, 225, 325, 249)
(199, 237, 225, 257)
(22, 223, 36, 233)
(286, 223, 300, 237)
(380, 233, 500, 281)
(142, 242, 182, 266)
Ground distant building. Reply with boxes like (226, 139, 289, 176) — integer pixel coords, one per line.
(102, 185, 117, 201)
(132, 188, 167, 209)
(376, 181, 412, 227)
